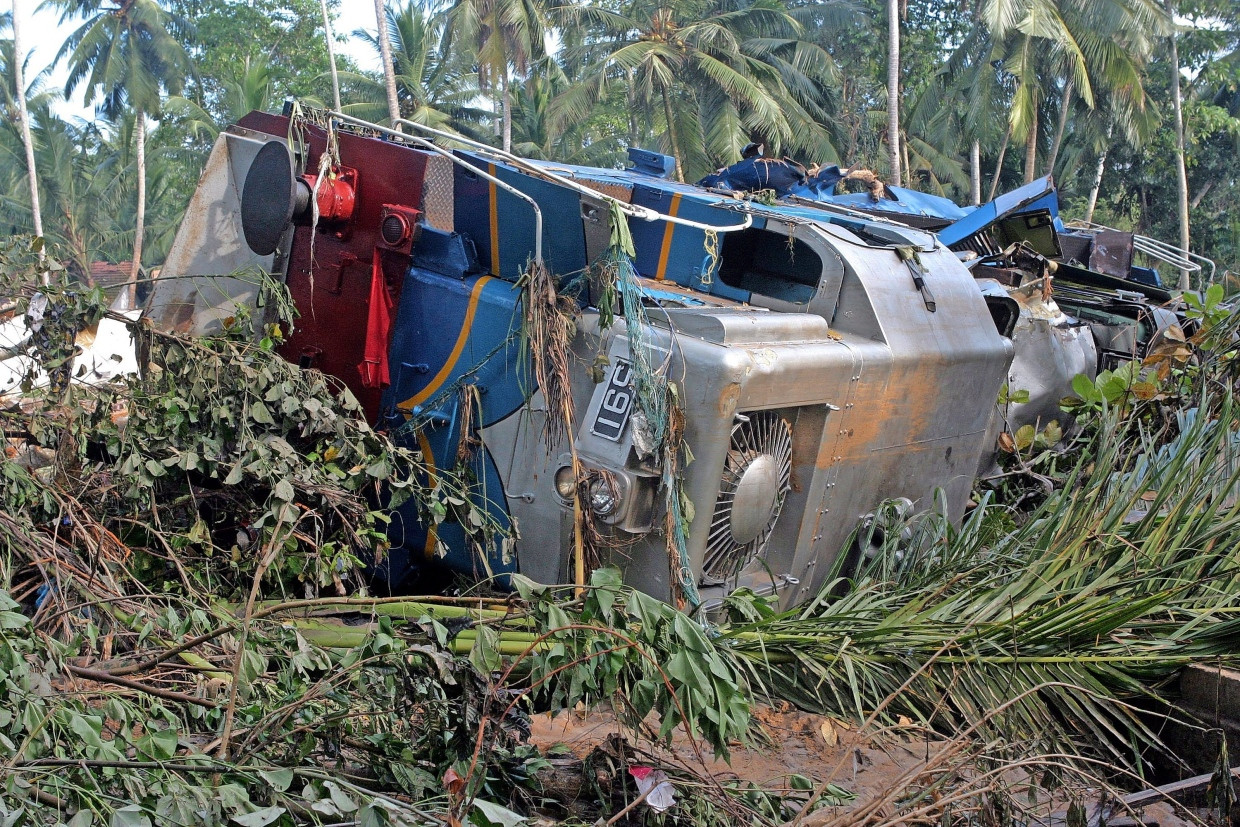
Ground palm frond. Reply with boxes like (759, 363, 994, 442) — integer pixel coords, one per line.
(723, 395, 1240, 772)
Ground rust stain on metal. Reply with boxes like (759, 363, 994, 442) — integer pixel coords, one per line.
(717, 382, 741, 417)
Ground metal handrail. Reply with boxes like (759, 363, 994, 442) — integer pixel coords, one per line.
(328, 112, 545, 264)
(387, 116, 753, 235)
(1065, 219, 1217, 289)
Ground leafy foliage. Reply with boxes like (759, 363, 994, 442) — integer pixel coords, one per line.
(0, 238, 765, 824)
(0, 244, 420, 599)
(512, 568, 751, 759)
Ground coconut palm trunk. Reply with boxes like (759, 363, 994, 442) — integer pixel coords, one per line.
(1046, 78, 1072, 176)
(11, 0, 45, 274)
(970, 140, 981, 206)
(1085, 130, 1110, 224)
(988, 123, 1011, 201)
(52, 0, 191, 301)
(321, 0, 342, 111)
(626, 69, 639, 147)
(501, 70, 512, 152)
(1023, 104, 1038, 184)
(660, 82, 684, 183)
(886, 0, 902, 187)
(1165, 0, 1191, 290)
(130, 110, 145, 307)
(374, 0, 401, 126)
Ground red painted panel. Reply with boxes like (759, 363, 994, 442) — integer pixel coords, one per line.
(237, 111, 430, 420)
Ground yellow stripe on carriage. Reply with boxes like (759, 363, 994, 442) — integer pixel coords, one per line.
(398, 275, 494, 411)
(488, 163, 501, 277)
(415, 428, 439, 559)
(655, 192, 683, 281)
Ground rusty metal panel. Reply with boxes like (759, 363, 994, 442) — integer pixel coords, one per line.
(580, 180, 633, 204)
(1058, 232, 1092, 266)
(1089, 229, 1135, 278)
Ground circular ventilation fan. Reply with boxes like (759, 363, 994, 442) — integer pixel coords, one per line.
(702, 411, 792, 582)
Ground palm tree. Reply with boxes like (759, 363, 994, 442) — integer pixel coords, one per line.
(886, 0, 901, 187)
(49, 0, 193, 304)
(36, 114, 116, 282)
(0, 108, 148, 284)
(554, 0, 840, 182)
(1164, 0, 1190, 289)
(900, 79, 972, 196)
(938, 0, 1165, 193)
(165, 55, 276, 141)
(10, 0, 43, 252)
(948, 41, 1011, 203)
(345, 1, 489, 134)
(374, 0, 401, 125)
(508, 58, 625, 165)
(984, 0, 1166, 184)
(443, 0, 548, 152)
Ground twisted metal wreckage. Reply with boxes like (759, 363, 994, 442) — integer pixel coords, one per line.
(8, 103, 1212, 610)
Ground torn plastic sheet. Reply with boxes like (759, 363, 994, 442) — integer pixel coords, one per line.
(629, 766, 676, 813)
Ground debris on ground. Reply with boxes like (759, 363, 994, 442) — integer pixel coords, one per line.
(3, 181, 1240, 824)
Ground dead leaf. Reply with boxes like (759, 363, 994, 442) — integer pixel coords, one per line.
(997, 432, 1016, 454)
(819, 719, 837, 747)
(443, 767, 464, 796)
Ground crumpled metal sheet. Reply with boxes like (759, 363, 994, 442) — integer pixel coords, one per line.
(976, 277, 1098, 475)
(1006, 309, 1097, 431)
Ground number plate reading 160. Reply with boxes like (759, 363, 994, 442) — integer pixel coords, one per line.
(590, 358, 633, 441)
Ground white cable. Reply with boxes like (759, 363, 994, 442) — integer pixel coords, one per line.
(328, 112, 545, 265)
(387, 116, 753, 234)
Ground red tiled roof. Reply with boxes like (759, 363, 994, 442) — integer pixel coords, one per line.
(88, 261, 134, 288)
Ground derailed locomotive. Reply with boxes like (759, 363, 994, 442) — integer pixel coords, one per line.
(700, 156, 1205, 446)
(147, 106, 1013, 608)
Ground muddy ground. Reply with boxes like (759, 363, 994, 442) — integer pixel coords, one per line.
(524, 704, 1204, 826)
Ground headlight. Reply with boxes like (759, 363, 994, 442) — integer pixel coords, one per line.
(554, 466, 576, 499)
(588, 477, 618, 516)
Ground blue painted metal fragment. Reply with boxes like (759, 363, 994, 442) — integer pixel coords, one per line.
(937, 176, 1058, 247)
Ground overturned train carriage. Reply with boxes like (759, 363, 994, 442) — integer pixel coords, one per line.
(147, 109, 1013, 608)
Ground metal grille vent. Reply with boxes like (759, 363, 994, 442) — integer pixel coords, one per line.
(702, 411, 793, 582)
(950, 230, 1001, 259)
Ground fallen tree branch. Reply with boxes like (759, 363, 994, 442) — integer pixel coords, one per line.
(106, 624, 235, 677)
(64, 664, 220, 709)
